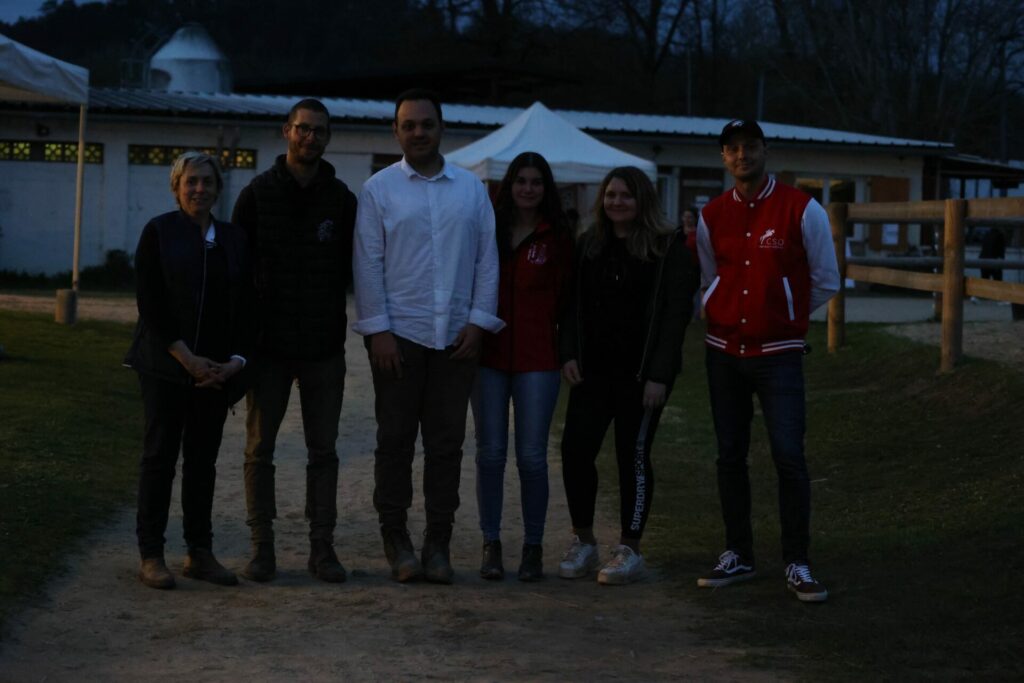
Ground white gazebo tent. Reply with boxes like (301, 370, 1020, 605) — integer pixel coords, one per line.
(446, 101, 657, 183)
(0, 33, 89, 323)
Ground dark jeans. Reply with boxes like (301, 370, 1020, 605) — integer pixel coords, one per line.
(244, 350, 346, 545)
(136, 374, 229, 559)
(560, 373, 665, 540)
(368, 335, 478, 533)
(705, 348, 810, 564)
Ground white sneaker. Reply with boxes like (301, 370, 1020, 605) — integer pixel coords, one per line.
(597, 545, 645, 585)
(558, 536, 599, 579)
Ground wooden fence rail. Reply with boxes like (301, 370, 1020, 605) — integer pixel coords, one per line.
(827, 197, 1024, 373)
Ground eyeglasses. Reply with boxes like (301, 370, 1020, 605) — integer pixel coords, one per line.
(291, 123, 329, 140)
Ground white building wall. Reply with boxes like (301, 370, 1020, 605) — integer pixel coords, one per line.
(1, 110, 936, 274)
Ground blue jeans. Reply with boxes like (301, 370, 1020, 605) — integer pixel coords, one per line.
(705, 348, 810, 564)
(471, 368, 561, 545)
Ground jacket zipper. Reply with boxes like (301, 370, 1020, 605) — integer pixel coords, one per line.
(193, 226, 210, 354)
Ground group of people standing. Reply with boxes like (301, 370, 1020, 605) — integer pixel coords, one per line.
(125, 90, 839, 604)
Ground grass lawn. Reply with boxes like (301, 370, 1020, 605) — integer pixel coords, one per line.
(587, 321, 1023, 680)
(0, 311, 140, 629)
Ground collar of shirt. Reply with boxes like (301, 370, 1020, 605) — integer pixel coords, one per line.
(399, 155, 456, 182)
(731, 174, 777, 205)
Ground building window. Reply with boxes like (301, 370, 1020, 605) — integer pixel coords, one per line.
(0, 139, 103, 164)
(127, 144, 257, 170)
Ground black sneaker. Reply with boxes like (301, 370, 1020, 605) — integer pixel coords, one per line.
(517, 544, 544, 582)
(785, 563, 828, 602)
(382, 527, 422, 582)
(697, 550, 756, 588)
(480, 539, 504, 580)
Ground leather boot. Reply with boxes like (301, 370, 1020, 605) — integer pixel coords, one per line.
(479, 539, 504, 580)
(183, 548, 238, 586)
(241, 542, 276, 582)
(422, 528, 454, 585)
(138, 556, 175, 590)
(518, 543, 544, 582)
(309, 540, 347, 583)
(382, 526, 422, 583)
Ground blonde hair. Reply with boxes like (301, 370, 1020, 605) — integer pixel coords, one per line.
(584, 166, 674, 261)
(169, 151, 223, 197)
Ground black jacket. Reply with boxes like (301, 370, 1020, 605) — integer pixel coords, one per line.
(559, 228, 699, 384)
(124, 210, 255, 385)
(231, 155, 356, 361)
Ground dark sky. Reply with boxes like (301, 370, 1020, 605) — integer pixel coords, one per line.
(0, 0, 46, 24)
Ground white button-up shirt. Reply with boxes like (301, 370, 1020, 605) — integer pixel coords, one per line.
(352, 157, 504, 349)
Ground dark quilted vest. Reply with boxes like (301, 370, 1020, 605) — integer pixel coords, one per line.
(249, 157, 356, 361)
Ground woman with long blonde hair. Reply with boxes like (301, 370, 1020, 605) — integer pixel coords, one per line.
(557, 166, 699, 585)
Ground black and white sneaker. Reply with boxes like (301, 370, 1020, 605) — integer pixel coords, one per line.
(697, 550, 756, 588)
(785, 563, 828, 602)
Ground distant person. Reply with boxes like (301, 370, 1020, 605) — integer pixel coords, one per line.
(353, 88, 503, 584)
(565, 208, 581, 236)
(472, 152, 573, 582)
(680, 205, 699, 252)
(557, 166, 699, 585)
(979, 227, 1006, 281)
(680, 205, 701, 318)
(231, 99, 357, 584)
(126, 151, 254, 589)
(696, 120, 839, 602)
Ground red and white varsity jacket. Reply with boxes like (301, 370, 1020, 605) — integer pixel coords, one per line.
(697, 175, 840, 357)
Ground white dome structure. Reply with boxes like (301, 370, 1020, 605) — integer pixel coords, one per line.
(148, 24, 232, 93)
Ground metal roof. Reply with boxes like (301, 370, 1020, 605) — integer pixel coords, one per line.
(81, 87, 953, 150)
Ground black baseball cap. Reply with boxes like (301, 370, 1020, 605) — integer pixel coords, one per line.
(718, 119, 765, 146)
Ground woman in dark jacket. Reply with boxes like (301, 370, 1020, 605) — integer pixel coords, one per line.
(125, 151, 254, 589)
(473, 152, 573, 581)
(557, 166, 699, 585)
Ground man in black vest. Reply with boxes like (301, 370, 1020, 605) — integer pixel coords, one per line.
(231, 99, 356, 583)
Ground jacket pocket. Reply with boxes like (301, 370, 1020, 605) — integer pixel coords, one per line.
(782, 277, 795, 321)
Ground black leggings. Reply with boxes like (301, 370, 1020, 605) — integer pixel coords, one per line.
(560, 373, 666, 540)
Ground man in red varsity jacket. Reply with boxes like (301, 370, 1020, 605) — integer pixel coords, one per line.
(695, 120, 839, 603)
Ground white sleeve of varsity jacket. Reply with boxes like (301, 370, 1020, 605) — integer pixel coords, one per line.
(696, 212, 717, 290)
(802, 198, 841, 312)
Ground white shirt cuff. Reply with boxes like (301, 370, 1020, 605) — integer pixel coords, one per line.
(468, 309, 505, 334)
(352, 313, 392, 337)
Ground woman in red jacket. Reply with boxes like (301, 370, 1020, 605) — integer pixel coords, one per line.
(473, 152, 573, 582)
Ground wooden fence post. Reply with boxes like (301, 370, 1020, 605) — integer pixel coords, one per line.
(827, 202, 848, 353)
(940, 199, 966, 373)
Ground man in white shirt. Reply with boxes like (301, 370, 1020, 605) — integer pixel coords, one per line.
(353, 89, 503, 584)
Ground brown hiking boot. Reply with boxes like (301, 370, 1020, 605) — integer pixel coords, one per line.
(138, 557, 175, 590)
(382, 527, 422, 583)
(241, 542, 276, 582)
(309, 540, 347, 583)
(422, 530, 454, 585)
(183, 548, 238, 586)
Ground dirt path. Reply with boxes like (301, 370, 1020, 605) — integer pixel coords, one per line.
(0, 297, 768, 682)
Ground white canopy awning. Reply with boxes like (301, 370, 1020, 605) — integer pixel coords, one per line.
(1, 32, 90, 312)
(0, 32, 89, 104)
(447, 101, 657, 183)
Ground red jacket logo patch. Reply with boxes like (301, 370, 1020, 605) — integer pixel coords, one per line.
(759, 228, 784, 249)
